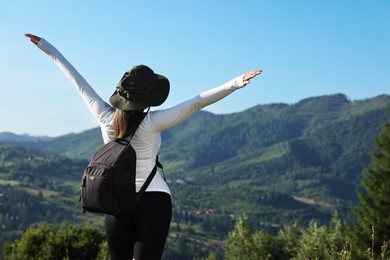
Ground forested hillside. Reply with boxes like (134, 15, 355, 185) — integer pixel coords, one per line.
(0, 144, 105, 255)
(159, 94, 390, 229)
(1, 93, 390, 257)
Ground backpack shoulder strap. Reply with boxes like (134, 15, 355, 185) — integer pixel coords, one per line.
(123, 112, 147, 142)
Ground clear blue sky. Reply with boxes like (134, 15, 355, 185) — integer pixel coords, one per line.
(1, 0, 389, 136)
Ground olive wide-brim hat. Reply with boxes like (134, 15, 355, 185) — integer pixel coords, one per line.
(109, 65, 170, 111)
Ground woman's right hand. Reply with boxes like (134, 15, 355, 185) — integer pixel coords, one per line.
(25, 33, 41, 45)
(243, 69, 262, 86)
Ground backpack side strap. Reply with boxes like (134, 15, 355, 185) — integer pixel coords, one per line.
(133, 164, 157, 210)
(133, 156, 164, 210)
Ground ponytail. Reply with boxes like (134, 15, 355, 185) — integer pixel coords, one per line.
(113, 109, 135, 139)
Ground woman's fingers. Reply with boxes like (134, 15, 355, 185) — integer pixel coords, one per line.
(243, 69, 263, 85)
(25, 33, 41, 45)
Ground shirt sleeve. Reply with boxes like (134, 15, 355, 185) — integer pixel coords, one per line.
(149, 75, 246, 132)
(36, 38, 116, 143)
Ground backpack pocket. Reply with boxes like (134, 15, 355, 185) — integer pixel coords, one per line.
(81, 165, 114, 214)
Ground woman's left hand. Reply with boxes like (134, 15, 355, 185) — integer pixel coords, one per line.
(25, 33, 41, 45)
(243, 69, 262, 86)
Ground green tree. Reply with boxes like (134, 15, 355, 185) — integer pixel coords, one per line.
(292, 213, 345, 260)
(96, 241, 109, 260)
(225, 215, 258, 259)
(277, 220, 300, 258)
(4, 223, 53, 259)
(225, 215, 286, 260)
(4, 223, 105, 259)
(351, 118, 390, 258)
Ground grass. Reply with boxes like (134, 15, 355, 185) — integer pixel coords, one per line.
(21, 187, 59, 197)
(304, 226, 389, 260)
(0, 179, 20, 186)
(363, 226, 389, 260)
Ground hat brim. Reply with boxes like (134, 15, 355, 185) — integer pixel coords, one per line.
(109, 74, 170, 111)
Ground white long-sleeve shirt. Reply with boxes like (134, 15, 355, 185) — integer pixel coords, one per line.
(37, 38, 247, 195)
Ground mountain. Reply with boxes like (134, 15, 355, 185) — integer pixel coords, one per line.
(158, 94, 390, 226)
(1, 93, 390, 253)
(0, 132, 50, 142)
(0, 128, 103, 160)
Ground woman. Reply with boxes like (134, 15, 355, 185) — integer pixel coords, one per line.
(25, 33, 262, 260)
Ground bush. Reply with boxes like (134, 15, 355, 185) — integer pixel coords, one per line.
(4, 223, 105, 260)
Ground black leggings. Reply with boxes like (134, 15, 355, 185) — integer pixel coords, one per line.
(105, 192, 172, 260)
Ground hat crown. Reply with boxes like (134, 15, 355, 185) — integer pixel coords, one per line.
(110, 65, 170, 111)
(118, 65, 158, 96)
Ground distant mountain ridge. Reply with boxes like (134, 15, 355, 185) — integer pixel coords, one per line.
(0, 132, 51, 142)
(0, 128, 103, 159)
(1, 93, 390, 228)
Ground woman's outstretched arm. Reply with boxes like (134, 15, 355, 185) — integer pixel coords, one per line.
(25, 34, 115, 142)
(149, 69, 262, 132)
